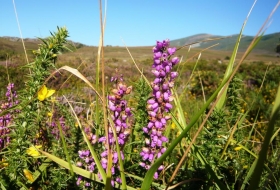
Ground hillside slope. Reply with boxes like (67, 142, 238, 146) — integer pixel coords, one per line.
(0, 36, 85, 60)
(170, 32, 280, 54)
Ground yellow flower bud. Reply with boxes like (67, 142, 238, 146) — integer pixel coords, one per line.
(234, 146, 242, 151)
(23, 169, 34, 182)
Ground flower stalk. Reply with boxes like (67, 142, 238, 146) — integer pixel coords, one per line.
(140, 39, 179, 179)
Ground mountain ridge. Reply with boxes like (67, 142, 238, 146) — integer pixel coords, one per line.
(170, 32, 280, 54)
(1, 32, 280, 56)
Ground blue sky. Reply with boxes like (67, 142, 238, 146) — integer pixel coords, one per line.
(1, 0, 280, 46)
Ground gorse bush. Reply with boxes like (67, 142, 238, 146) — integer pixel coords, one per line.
(0, 5, 280, 189)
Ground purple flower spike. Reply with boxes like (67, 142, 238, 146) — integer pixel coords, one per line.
(90, 75, 133, 187)
(140, 39, 179, 179)
(0, 83, 19, 150)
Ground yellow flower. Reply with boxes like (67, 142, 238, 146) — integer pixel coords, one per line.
(0, 159, 8, 168)
(47, 112, 53, 117)
(38, 85, 55, 101)
(23, 169, 34, 182)
(234, 146, 242, 151)
(26, 145, 42, 157)
(171, 122, 176, 129)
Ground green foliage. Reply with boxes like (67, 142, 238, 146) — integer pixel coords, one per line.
(1, 27, 78, 190)
(125, 77, 151, 187)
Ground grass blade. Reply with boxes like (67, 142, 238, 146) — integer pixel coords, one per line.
(215, 0, 256, 109)
(241, 159, 257, 190)
(107, 114, 127, 190)
(39, 150, 104, 186)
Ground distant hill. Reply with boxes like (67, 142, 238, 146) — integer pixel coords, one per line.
(170, 32, 280, 54)
(0, 36, 86, 60)
(1, 33, 280, 61)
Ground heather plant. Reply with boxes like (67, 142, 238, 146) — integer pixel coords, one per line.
(0, 83, 18, 151)
(0, 1, 280, 190)
(138, 39, 179, 179)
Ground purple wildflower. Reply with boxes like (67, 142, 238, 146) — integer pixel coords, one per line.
(76, 147, 97, 187)
(47, 116, 70, 140)
(77, 75, 133, 187)
(75, 125, 99, 187)
(98, 75, 133, 186)
(140, 39, 179, 178)
(0, 83, 19, 150)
